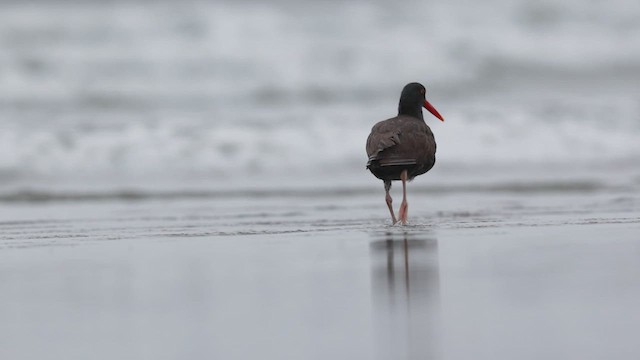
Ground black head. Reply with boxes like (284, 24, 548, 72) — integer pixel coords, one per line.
(398, 82, 444, 122)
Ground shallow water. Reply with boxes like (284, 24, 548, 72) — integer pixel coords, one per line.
(1, 187, 639, 359)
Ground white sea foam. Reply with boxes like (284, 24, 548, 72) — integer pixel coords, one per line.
(0, 0, 639, 189)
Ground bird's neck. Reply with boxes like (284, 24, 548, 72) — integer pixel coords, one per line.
(398, 103, 424, 120)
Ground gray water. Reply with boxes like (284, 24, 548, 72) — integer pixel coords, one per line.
(1, 0, 639, 194)
(2, 1, 640, 359)
(1, 189, 639, 359)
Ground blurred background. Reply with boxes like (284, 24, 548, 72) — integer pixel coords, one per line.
(2, 2, 640, 359)
(1, 0, 639, 194)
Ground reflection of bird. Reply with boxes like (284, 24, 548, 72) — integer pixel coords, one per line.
(366, 83, 444, 224)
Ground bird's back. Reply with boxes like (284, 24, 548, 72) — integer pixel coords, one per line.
(366, 115, 436, 181)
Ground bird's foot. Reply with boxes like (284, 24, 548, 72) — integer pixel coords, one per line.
(388, 211, 398, 225)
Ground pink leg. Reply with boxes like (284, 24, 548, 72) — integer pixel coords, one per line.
(398, 170, 409, 225)
(384, 181, 397, 225)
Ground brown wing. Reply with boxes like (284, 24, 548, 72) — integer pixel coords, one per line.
(366, 116, 434, 168)
(366, 118, 402, 165)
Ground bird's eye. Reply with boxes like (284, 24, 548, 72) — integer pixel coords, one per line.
(420, 89, 426, 95)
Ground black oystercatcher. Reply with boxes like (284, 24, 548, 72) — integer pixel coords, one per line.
(366, 82, 444, 225)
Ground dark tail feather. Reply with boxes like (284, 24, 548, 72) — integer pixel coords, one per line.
(366, 156, 377, 169)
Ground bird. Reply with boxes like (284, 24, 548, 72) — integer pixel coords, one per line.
(366, 82, 444, 225)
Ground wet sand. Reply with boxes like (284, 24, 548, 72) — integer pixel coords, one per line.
(1, 186, 639, 360)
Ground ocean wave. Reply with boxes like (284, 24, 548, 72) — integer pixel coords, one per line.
(1, 0, 639, 95)
(1, 0, 639, 186)
(1, 98, 638, 182)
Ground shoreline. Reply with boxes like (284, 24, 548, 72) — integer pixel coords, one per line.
(1, 184, 639, 359)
